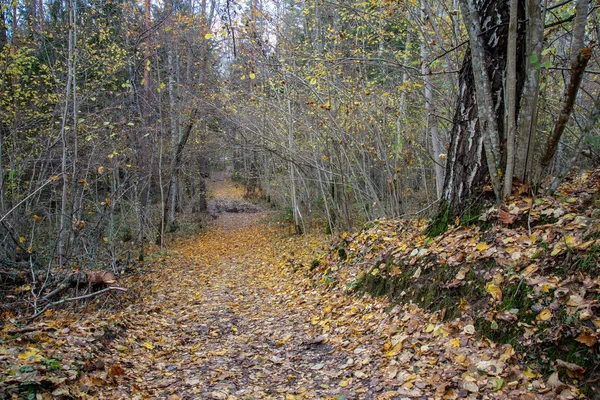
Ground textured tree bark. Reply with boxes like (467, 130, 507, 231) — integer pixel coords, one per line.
(440, 49, 487, 218)
(515, 0, 545, 182)
(504, 0, 519, 196)
(439, 0, 525, 219)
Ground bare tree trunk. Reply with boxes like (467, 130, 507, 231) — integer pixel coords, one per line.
(287, 94, 301, 234)
(548, 94, 600, 193)
(420, 31, 444, 199)
(437, 0, 525, 221)
(168, 47, 178, 226)
(504, 0, 518, 196)
(38, 0, 43, 33)
(459, 0, 502, 199)
(516, 0, 545, 182)
(58, 0, 76, 265)
(159, 110, 198, 243)
(540, 0, 591, 172)
(540, 47, 591, 171)
(0, 4, 7, 214)
(570, 0, 589, 66)
(143, 0, 152, 107)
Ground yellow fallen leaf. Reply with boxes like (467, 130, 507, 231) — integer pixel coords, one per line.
(522, 263, 538, 277)
(485, 282, 502, 302)
(18, 347, 42, 362)
(536, 309, 552, 321)
(142, 341, 154, 350)
(575, 333, 598, 347)
(385, 342, 403, 357)
(433, 326, 449, 338)
(455, 354, 466, 363)
(564, 235, 576, 246)
(425, 323, 435, 333)
(499, 345, 515, 362)
(576, 240, 595, 250)
(451, 338, 461, 348)
(210, 349, 227, 356)
(541, 283, 550, 293)
(523, 367, 540, 379)
(276, 333, 291, 345)
(476, 242, 489, 252)
(339, 380, 349, 387)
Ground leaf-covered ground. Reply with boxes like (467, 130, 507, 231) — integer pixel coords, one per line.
(2, 175, 596, 399)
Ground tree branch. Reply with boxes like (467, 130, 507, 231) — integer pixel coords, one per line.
(27, 286, 128, 322)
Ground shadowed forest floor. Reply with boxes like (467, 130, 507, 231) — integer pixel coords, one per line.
(1, 176, 582, 399)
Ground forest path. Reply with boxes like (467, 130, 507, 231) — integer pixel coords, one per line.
(100, 176, 363, 399)
(97, 176, 546, 400)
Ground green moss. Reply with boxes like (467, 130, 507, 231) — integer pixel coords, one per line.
(426, 201, 449, 237)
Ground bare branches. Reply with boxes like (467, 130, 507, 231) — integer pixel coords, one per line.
(27, 286, 128, 322)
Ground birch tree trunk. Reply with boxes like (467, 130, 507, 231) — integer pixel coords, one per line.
(436, 0, 525, 222)
(459, 0, 503, 199)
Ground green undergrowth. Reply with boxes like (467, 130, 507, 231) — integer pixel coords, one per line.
(426, 199, 489, 238)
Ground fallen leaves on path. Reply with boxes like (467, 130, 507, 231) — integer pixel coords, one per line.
(0, 177, 586, 399)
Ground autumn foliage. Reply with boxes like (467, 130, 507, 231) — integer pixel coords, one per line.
(1, 173, 599, 398)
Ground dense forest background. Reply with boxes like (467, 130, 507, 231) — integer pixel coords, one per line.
(1, 0, 599, 313)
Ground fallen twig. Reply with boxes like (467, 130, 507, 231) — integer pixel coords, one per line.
(6, 326, 39, 335)
(27, 286, 128, 322)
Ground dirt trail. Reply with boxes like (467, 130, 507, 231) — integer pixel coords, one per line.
(95, 177, 552, 400)
(99, 177, 353, 399)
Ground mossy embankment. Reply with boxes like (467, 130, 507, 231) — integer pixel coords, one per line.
(310, 169, 600, 396)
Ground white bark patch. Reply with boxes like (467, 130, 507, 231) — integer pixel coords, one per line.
(482, 16, 492, 31)
(467, 118, 477, 151)
(488, 32, 499, 48)
(468, 135, 484, 188)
